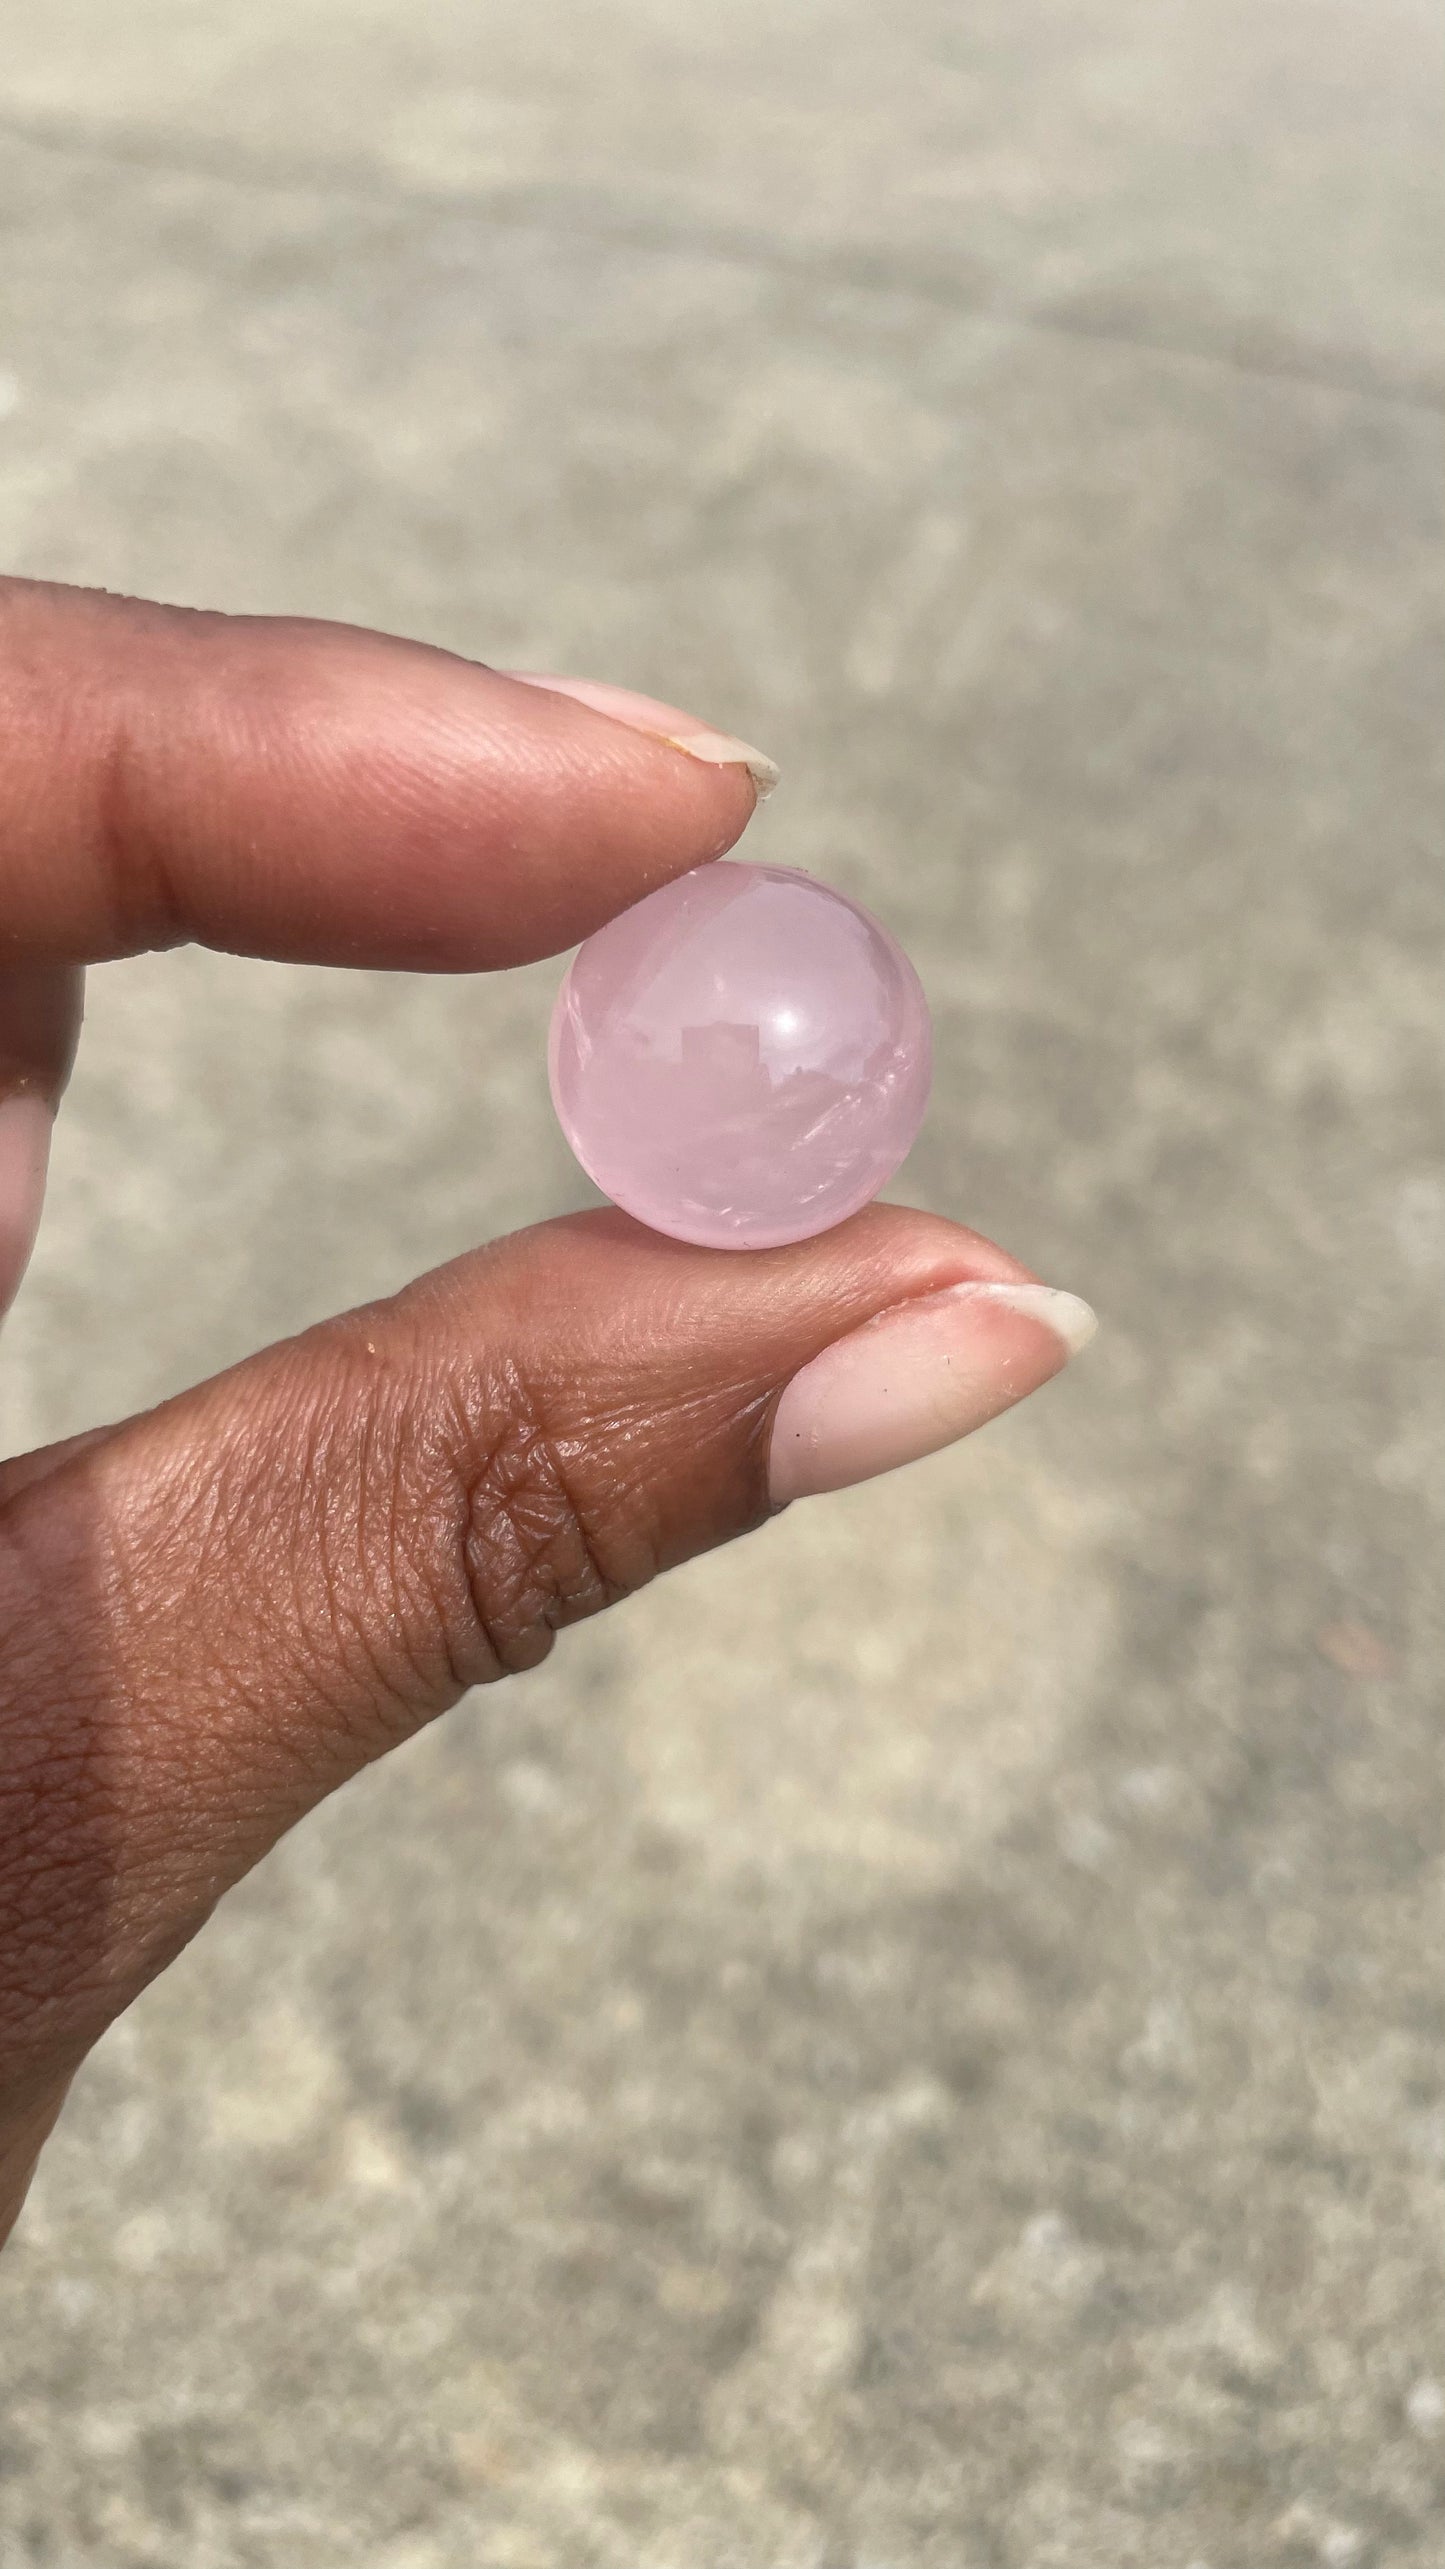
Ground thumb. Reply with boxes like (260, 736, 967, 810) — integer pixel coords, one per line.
(0, 1207, 1093, 2091)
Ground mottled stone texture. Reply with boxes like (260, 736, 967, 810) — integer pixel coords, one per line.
(1, 3, 1442, 2561)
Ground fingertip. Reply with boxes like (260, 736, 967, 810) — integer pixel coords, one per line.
(766, 1275, 1098, 1505)
(0, 583, 767, 970)
(502, 672, 779, 802)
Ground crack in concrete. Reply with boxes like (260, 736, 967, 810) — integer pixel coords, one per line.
(2, 107, 1442, 421)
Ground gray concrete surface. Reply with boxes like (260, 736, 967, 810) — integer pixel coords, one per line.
(1, 1, 1443, 2560)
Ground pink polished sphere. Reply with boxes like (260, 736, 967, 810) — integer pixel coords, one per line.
(548, 861, 932, 1250)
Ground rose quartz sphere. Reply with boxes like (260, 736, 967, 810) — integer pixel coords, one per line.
(548, 861, 932, 1250)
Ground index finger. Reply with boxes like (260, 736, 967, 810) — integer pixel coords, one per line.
(0, 580, 772, 971)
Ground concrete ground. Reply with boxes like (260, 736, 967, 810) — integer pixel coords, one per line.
(1, 2, 1443, 2560)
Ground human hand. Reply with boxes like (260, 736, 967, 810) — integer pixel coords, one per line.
(0, 579, 1095, 2240)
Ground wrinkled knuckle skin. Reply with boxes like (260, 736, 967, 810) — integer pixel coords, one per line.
(453, 1357, 637, 1679)
(0, 1331, 659, 2115)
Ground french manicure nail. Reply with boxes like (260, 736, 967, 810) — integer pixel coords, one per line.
(504, 672, 779, 799)
(768, 1280, 1098, 1505)
(0, 1089, 54, 1316)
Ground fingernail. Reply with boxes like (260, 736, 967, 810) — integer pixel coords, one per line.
(768, 1280, 1098, 1504)
(0, 1089, 54, 1316)
(504, 672, 779, 800)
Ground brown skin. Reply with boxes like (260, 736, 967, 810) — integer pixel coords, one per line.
(0, 581, 1031, 2243)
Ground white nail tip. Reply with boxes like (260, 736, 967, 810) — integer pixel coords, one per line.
(502, 674, 780, 798)
(944, 1281, 1100, 1356)
(660, 730, 780, 797)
